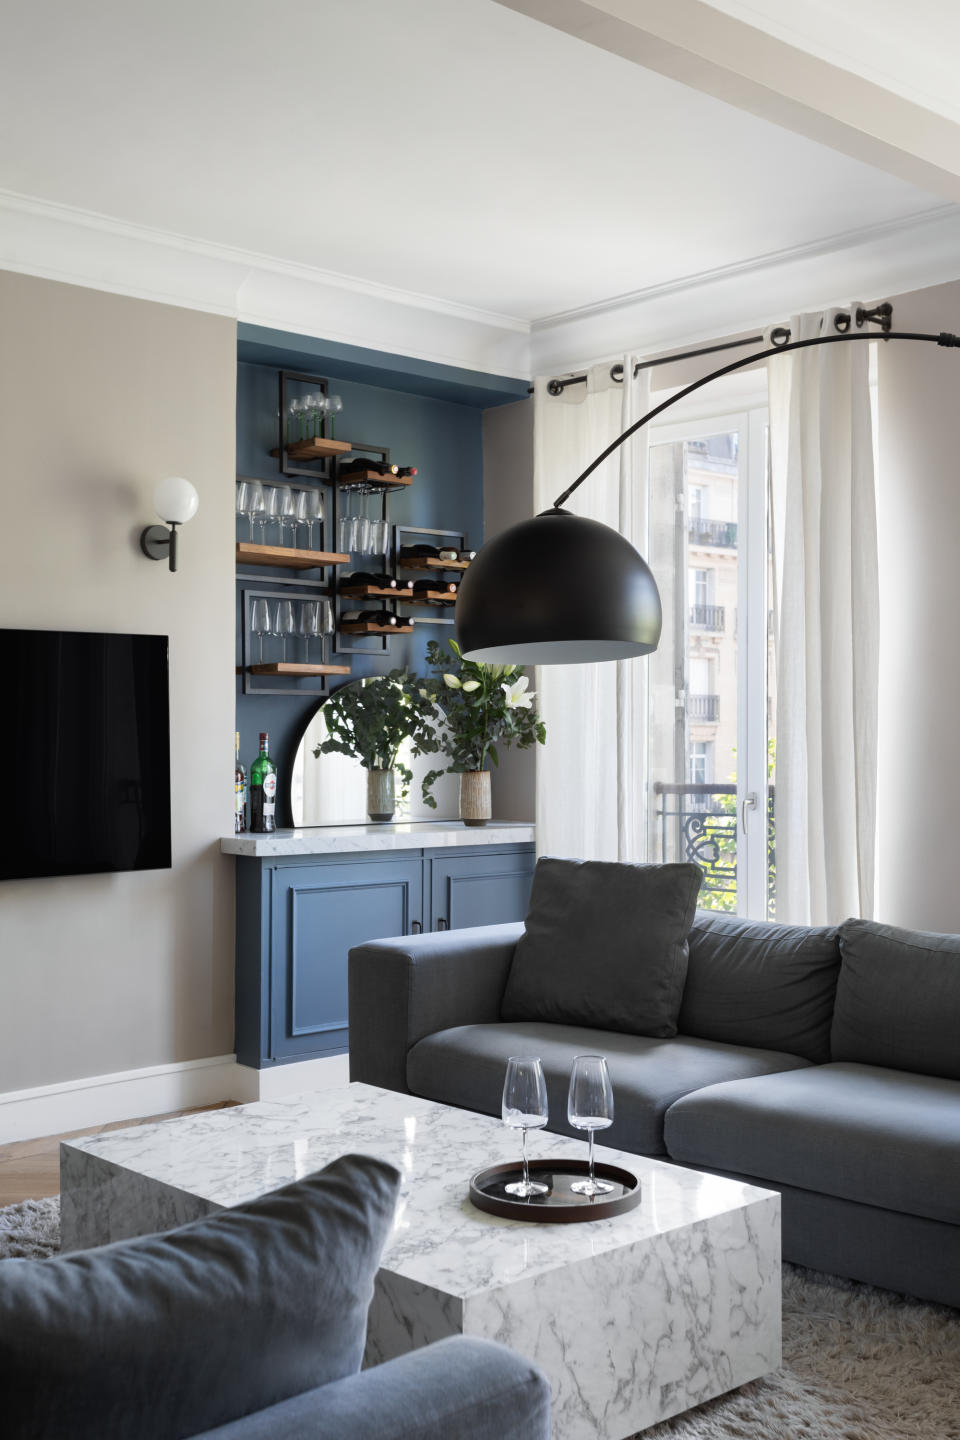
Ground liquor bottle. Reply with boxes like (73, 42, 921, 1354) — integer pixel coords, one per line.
(250, 733, 278, 834)
(234, 731, 247, 834)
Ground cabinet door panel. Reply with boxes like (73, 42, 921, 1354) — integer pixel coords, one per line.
(270, 858, 423, 1062)
(430, 848, 535, 932)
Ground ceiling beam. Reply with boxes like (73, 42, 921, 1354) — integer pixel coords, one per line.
(496, 0, 960, 202)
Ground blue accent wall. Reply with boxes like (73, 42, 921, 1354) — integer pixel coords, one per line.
(235, 336, 509, 822)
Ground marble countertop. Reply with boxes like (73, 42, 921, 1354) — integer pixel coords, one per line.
(220, 821, 535, 857)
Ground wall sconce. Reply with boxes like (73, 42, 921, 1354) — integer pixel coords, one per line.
(140, 477, 200, 572)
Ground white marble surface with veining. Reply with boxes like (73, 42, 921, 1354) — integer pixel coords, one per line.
(62, 1083, 780, 1440)
(219, 822, 535, 856)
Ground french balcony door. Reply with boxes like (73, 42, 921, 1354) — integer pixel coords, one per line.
(646, 408, 774, 919)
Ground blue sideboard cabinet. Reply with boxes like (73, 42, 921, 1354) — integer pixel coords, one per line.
(230, 831, 535, 1070)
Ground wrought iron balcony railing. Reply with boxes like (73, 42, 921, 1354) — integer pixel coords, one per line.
(687, 693, 720, 722)
(689, 518, 738, 548)
(689, 604, 725, 631)
(652, 781, 776, 915)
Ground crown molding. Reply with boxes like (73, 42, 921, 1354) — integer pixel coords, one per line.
(0, 188, 532, 379)
(530, 203, 960, 374)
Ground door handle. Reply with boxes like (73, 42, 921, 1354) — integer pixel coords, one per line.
(411, 920, 422, 934)
(740, 791, 758, 833)
(436, 917, 448, 931)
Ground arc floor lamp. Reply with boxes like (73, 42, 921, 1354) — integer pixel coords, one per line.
(455, 322, 960, 665)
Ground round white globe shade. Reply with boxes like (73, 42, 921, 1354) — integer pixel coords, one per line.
(154, 476, 199, 525)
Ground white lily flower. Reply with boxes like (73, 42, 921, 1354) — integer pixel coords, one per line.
(443, 673, 462, 689)
(502, 676, 534, 709)
(461, 680, 481, 692)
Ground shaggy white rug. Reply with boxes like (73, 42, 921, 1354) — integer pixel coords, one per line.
(2, 1198, 958, 1437)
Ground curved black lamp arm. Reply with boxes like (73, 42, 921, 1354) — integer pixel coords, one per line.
(553, 329, 960, 511)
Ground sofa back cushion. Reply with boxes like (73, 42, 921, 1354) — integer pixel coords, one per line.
(679, 910, 841, 1062)
(831, 919, 960, 1079)
(500, 857, 702, 1037)
(0, 1154, 400, 1440)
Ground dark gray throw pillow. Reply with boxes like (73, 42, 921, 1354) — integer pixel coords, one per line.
(831, 918, 960, 1079)
(0, 1153, 400, 1440)
(500, 857, 702, 1037)
(679, 909, 841, 1062)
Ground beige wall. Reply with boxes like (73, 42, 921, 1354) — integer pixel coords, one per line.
(481, 398, 536, 822)
(0, 273, 236, 1093)
(876, 277, 960, 930)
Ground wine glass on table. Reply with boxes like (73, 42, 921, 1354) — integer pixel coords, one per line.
(567, 1055, 614, 1196)
(502, 1057, 549, 1198)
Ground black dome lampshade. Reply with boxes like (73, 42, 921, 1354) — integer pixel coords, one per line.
(455, 508, 662, 665)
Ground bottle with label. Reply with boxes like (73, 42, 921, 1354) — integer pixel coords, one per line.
(250, 732, 278, 834)
(234, 731, 247, 834)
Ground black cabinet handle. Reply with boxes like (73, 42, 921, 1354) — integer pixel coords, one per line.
(437, 917, 448, 931)
(411, 920, 422, 934)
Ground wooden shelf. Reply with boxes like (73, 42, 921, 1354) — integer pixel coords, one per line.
(340, 585, 414, 600)
(399, 556, 471, 572)
(340, 622, 414, 636)
(403, 590, 458, 606)
(236, 542, 349, 570)
(270, 437, 353, 460)
(248, 662, 351, 677)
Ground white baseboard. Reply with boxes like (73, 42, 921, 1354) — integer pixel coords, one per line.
(0, 1052, 354, 1144)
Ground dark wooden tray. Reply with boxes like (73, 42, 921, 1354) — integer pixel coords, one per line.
(469, 1159, 641, 1223)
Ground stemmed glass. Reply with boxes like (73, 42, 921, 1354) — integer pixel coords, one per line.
(242, 480, 265, 541)
(287, 397, 305, 442)
(567, 1055, 614, 1196)
(300, 600, 320, 661)
(251, 599, 272, 663)
(327, 394, 343, 439)
(277, 486, 298, 546)
(502, 1057, 549, 1198)
(275, 600, 295, 662)
(262, 486, 283, 545)
(338, 489, 358, 555)
(297, 487, 323, 550)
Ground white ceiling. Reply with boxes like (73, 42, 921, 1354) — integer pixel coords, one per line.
(704, 0, 960, 125)
(0, 0, 947, 324)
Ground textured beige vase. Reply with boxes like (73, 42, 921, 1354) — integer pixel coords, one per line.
(366, 768, 396, 822)
(459, 770, 491, 827)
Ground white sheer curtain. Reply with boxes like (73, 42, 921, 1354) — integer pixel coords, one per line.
(768, 309, 879, 924)
(533, 361, 650, 860)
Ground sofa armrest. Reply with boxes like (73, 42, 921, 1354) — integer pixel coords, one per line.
(349, 922, 524, 1094)
(192, 1336, 550, 1440)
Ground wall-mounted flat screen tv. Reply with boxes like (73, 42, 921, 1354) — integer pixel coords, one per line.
(2, 629, 171, 881)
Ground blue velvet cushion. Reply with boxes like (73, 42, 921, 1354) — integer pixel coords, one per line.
(679, 909, 841, 1062)
(0, 1153, 400, 1440)
(831, 918, 960, 1079)
(500, 857, 702, 1037)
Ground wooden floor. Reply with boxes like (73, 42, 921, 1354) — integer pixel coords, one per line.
(0, 1104, 236, 1207)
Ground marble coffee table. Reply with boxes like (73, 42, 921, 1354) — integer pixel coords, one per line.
(60, 1083, 780, 1440)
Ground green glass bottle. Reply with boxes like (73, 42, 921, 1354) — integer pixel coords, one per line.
(250, 732, 278, 833)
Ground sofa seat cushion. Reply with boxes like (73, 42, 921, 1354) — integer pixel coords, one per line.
(500, 857, 702, 1038)
(680, 910, 841, 1062)
(664, 1063, 960, 1225)
(407, 1022, 811, 1156)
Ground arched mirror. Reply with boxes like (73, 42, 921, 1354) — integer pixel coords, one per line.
(290, 677, 459, 827)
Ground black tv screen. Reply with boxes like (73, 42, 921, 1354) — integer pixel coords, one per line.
(2, 629, 171, 881)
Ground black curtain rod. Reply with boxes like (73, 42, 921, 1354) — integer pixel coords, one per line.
(532, 303, 893, 397)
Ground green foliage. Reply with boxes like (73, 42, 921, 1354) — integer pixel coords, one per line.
(419, 639, 546, 794)
(313, 672, 440, 795)
(697, 737, 777, 917)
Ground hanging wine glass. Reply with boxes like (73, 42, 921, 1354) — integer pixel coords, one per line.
(355, 488, 371, 557)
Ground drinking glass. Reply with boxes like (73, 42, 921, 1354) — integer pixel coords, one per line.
(236, 481, 250, 539)
(263, 486, 282, 545)
(251, 599, 271, 663)
(502, 1057, 549, 1198)
(369, 517, 390, 558)
(355, 491, 371, 557)
(327, 394, 343, 439)
(243, 480, 265, 542)
(303, 393, 324, 438)
(567, 1055, 614, 1196)
(300, 600, 320, 661)
(297, 487, 323, 550)
(338, 489, 358, 554)
(277, 486, 298, 546)
(287, 396, 305, 442)
(275, 600, 296, 662)
(318, 597, 333, 637)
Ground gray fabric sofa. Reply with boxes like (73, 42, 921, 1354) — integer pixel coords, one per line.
(349, 908, 960, 1309)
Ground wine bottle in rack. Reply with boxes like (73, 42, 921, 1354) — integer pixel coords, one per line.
(234, 731, 247, 834)
(413, 578, 457, 595)
(250, 732, 278, 834)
